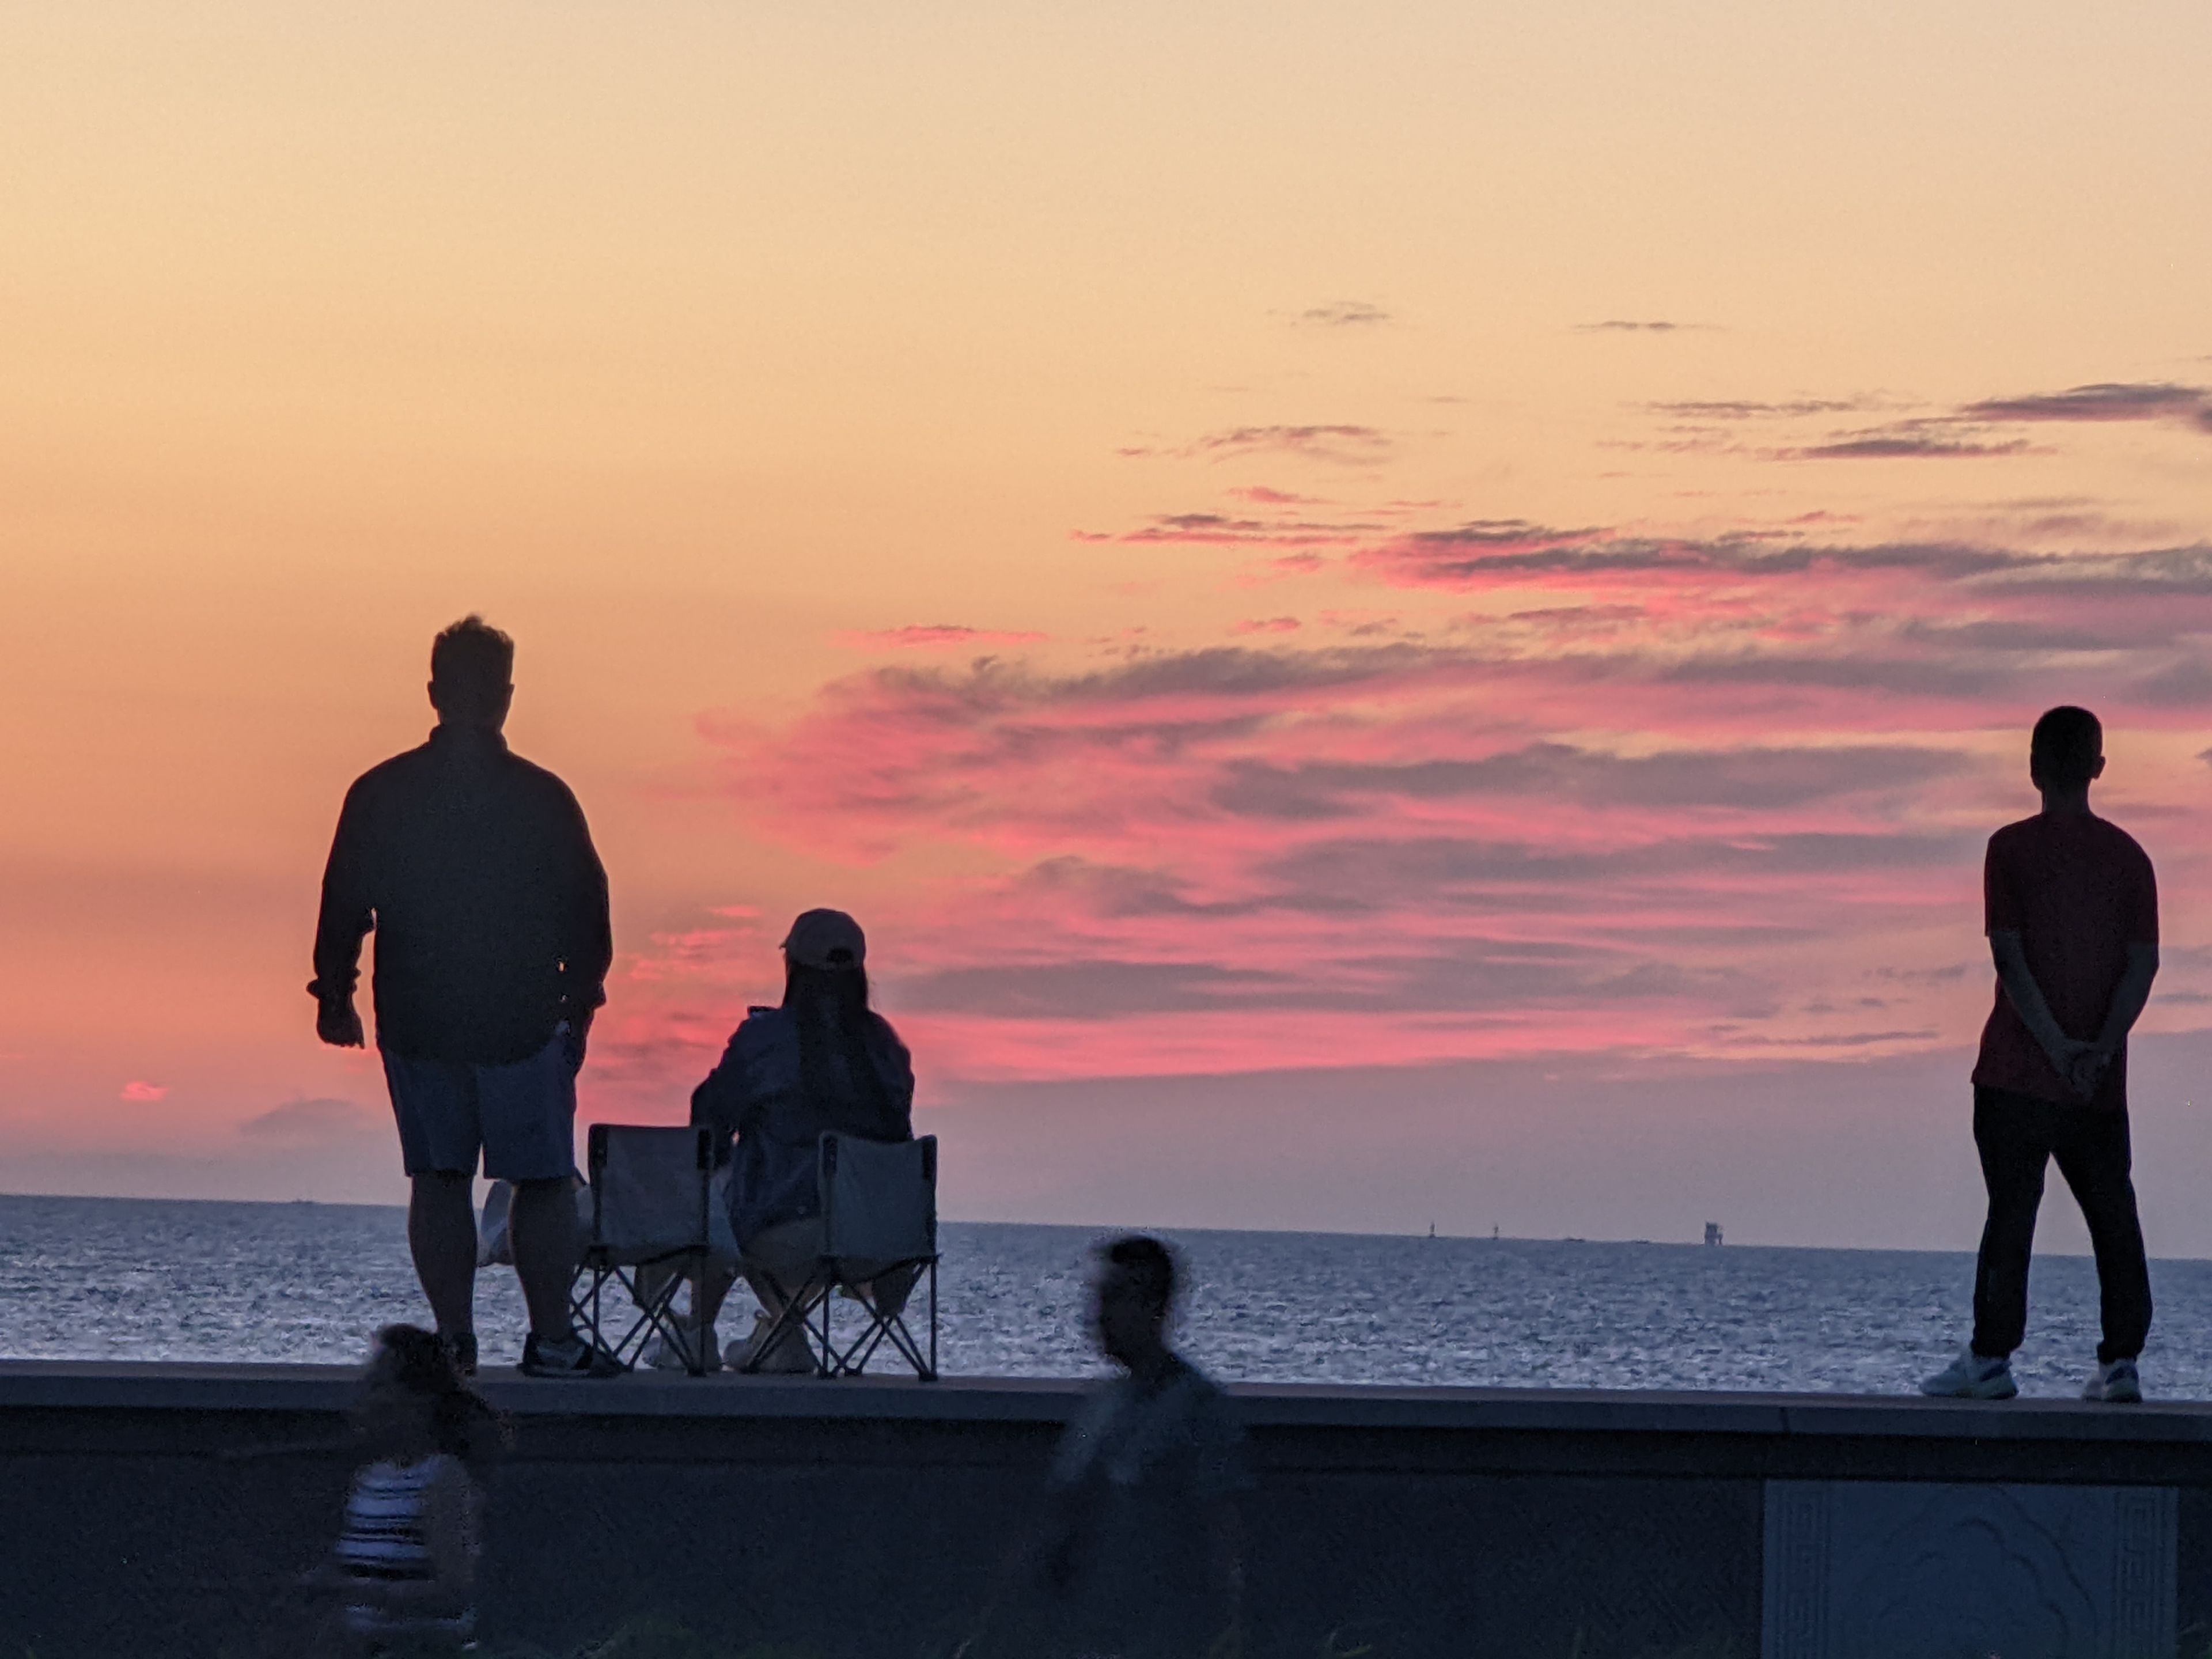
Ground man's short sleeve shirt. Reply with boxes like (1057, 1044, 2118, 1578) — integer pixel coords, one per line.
(1973, 812, 2157, 1110)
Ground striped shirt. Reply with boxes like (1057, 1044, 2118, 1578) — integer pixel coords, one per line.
(335, 1453, 479, 1643)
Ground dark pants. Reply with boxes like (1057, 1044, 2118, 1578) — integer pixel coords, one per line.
(1971, 1085, 2152, 1363)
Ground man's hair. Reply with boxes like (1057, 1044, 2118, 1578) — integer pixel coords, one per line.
(430, 615, 514, 711)
(1101, 1233, 1178, 1316)
(2031, 705, 2103, 787)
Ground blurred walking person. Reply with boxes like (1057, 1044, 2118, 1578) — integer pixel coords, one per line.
(965, 1235, 1251, 1659)
(1922, 706, 2160, 1403)
(320, 1324, 498, 1654)
(312, 616, 616, 1377)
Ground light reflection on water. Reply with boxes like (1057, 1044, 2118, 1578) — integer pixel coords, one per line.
(2, 1194, 2202, 1399)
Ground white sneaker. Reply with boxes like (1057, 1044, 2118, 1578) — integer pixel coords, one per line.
(2082, 1357, 2142, 1403)
(643, 1325, 719, 1373)
(1919, 1348, 2018, 1399)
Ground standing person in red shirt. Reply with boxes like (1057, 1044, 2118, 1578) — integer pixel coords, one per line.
(1922, 706, 2161, 1404)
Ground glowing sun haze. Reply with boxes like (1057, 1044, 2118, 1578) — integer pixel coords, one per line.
(5, 1, 2212, 1248)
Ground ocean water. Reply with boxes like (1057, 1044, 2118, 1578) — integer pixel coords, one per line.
(3, 1192, 2209, 1399)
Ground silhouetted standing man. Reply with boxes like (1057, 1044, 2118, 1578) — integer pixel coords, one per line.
(312, 616, 616, 1377)
(1922, 706, 2160, 1403)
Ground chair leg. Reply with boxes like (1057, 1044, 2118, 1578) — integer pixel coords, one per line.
(736, 1272, 831, 1375)
(567, 1255, 705, 1373)
(622, 1251, 709, 1374)
(830, 1260, 938, 1380)
(570, 1262, 618, 1363)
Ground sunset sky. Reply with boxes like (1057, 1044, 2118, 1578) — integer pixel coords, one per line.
(6, 2, 2211, 1250)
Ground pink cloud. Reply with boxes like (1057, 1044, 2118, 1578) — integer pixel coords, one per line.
(637, 491, 2212, 1099)
(838, 625, 1050, 650)
(119, 1081, 167, 1102)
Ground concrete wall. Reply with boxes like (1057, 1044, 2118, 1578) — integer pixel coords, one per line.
(3, 1363, 2211, 1659)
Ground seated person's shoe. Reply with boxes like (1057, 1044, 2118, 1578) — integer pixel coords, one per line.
(644, 1325, 720, 1373)
(1919, 1347, 2017, 1399)
(518, 1331, 626, 1378)
(2082, 1357, 2143, 1403)
(732, 1310, 819, 1374)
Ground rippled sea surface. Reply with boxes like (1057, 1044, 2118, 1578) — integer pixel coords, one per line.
(8, 1193, 2212, 1398)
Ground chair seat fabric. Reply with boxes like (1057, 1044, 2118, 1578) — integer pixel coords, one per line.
(821, 1133, 935, 1266)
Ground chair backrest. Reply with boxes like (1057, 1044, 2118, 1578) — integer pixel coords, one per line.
(818, 1133, 936, 1266)
(587, 1124, 714, 1263)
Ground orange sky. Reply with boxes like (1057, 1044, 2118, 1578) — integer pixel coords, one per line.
(5, 2, 2211, 1247)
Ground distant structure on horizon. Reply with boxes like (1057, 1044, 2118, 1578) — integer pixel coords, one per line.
(1705, 1222, 1724, 1247)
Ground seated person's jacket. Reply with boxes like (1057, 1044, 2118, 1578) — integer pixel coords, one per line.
(691, 1005, 915, 1248)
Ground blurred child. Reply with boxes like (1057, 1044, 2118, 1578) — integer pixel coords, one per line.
(328, 1324, 497, 1653)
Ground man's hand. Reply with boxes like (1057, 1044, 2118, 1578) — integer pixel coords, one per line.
(2037, 1034, 2103, 1102)
(316, 998, 365, 1048)
(1993, 932, 2097, 1098)
(2068, 1043, 2117, 1102)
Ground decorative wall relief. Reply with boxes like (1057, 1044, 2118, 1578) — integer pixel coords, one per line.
(1762, 1482, 2175, 1659)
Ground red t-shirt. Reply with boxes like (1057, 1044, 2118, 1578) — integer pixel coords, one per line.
(1972, 812, 2157, 1110)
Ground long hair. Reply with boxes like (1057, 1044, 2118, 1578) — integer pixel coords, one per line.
(364, 1324, 506, 1467)
(783, 962, 904, 1140)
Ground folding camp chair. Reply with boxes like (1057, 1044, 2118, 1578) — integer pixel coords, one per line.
(570, 1124, 722, 1376)
(736, 1132, 939, 1380)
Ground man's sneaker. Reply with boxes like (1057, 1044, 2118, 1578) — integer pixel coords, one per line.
(518, 1331, 624, 1378)
(2083, 1357, 2143, 1403)
(1919, 1348, 2018, 1399)
(643, 1325, 720, 1373)
(438, 1331, 478, 1378)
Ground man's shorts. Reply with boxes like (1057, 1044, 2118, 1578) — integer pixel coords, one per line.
(380, 1029, 578, 1181)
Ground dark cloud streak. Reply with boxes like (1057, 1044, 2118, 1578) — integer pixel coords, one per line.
(1787, 432, 2032, 460)
(1294, 301, 1392, 328)
(1211, 743, 1971, 820)
(1962, 381, 2212, 428)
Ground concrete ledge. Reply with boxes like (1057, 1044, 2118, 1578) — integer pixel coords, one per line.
(12, 1358, 2212, 1441)
(6, 1362, 2211, 1658)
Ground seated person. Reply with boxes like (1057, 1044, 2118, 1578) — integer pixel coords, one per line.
(654, 907, 917, 1372)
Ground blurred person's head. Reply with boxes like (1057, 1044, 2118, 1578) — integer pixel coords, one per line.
(1094, 1234, 1178, 1373)
(429, 615, 515, 732)
(356, 1325, 498, 1465)
(2030, 705, 2104, 796)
